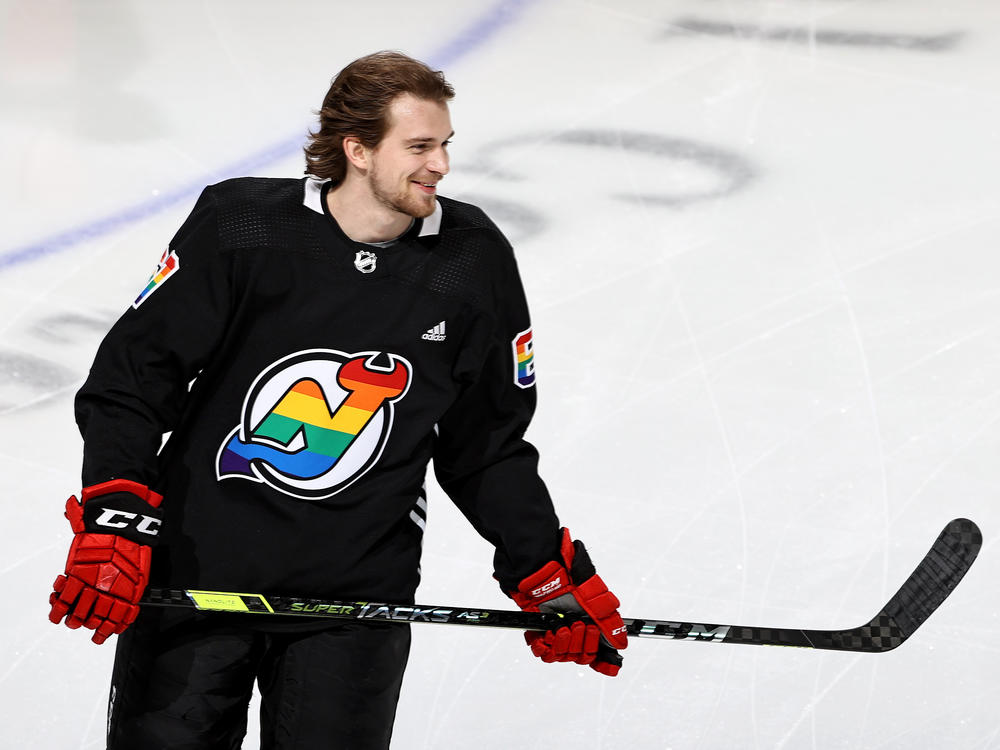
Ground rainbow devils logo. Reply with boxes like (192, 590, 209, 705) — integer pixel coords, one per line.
(216, 349, 411, 499)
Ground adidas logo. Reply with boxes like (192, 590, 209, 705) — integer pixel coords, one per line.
(421, 321, 447, 342)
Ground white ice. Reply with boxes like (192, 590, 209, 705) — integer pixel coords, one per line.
(2, 1, 999, 748)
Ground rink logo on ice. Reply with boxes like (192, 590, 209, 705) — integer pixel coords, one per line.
(132, 247, 180, 308)
(512, 327, 536, 389)
(216, 349, 411, 500)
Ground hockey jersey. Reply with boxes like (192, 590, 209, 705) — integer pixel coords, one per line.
(75, 176, 560, 608)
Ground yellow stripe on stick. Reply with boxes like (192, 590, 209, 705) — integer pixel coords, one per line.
(186, 590, 274, 613)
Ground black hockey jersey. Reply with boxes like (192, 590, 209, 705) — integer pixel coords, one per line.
(75, 177, 560, 607)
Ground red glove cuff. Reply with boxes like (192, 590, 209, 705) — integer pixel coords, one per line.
(81, 479, 164, 508)
(68, 480, 164, 543)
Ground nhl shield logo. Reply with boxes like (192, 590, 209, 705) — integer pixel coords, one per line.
(354, 249, 377, 274)
(216, 349, 411, 499)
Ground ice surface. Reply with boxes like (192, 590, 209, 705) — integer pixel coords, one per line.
(2, 0, 998, 747)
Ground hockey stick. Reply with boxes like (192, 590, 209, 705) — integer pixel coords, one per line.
(142, 517, 981, 653)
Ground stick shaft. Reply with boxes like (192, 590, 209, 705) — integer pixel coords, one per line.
(142, 518, 981, 654)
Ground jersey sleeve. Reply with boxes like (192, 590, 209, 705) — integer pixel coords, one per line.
(75, 186, 231, 487)
(432, 248, 561, 592)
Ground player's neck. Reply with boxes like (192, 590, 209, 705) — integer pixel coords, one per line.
(326, 179, 413, 244)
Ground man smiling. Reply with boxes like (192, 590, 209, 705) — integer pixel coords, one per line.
(49, 51, 627, 749)
(326, 92, 452, 239)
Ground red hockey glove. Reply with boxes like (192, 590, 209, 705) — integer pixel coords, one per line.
(511, 528, 628, 676)
(48, 480, 163, 644)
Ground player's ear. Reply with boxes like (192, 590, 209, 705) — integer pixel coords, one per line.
(342, 136, 369, 170)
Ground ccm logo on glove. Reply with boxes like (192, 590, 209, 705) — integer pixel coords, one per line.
(80, 486, 164, 544)
(530, 578, 563, 599)
(92, 509, 161, 537)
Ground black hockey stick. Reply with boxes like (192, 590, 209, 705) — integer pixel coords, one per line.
(142, 518, 981, 653)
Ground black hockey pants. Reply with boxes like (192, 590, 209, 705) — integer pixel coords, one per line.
(106, 608, 410, 750)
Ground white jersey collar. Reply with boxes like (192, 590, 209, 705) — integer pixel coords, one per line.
(303, 176, 442, 237)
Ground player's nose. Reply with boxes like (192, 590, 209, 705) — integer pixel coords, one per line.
(427, 148, 449, 176)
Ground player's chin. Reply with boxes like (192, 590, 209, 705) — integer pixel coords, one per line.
(406, 190, 437, 218)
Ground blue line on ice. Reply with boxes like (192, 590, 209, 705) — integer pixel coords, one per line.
(0, 0, 538, 272)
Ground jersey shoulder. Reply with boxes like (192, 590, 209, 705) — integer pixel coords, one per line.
(407, 196, 519, 307)
(204, 177, 323, 253)
(436, 196, 513, 251)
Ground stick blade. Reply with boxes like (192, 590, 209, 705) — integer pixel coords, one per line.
(828, 518, 982, 652)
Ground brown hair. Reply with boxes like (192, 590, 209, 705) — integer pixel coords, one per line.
(304, 51, 455, 182)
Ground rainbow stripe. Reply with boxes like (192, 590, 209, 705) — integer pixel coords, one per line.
(219, 357, 409, 482)
(512, 328, 535, 388)
(133, 248, 179, 308)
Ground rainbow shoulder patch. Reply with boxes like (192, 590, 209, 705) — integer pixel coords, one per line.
(133, 247, 180, 309)
(512, 327, 536, 389)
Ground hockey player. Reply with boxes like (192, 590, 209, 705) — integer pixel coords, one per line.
(48, 51, 628, 749)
